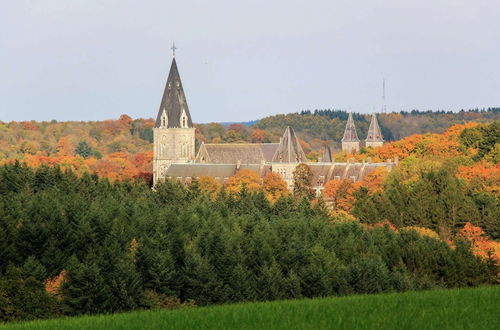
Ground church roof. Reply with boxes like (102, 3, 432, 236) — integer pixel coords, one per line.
(195, 143, 279, 164)
(308, 162, 391, 187)
(341, 113, 360, 142)
(154, 58, 193, 128)
(271, 126, 308, 163)
(165, 163, 272, 184)
(365, 114, 384, 142)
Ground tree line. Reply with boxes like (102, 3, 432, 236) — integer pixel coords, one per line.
(0, 163, 498, 322)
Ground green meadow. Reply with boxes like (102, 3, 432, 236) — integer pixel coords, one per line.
(2, 286, 499, 330)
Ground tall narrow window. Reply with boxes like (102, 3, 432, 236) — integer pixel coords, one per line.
(160, 109, 168, 127)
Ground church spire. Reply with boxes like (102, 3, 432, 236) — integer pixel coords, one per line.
(272, 126, 308, 163)
(366, 114, 383, 142)
(154, 56, 193, 128)
(365, 114, 384, 148)
(341, 113, 360, 153)
(341, 113, 359, 142)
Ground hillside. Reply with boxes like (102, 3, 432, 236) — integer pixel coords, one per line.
(1, 109, 498, 178)
(3, 286, 499, 330)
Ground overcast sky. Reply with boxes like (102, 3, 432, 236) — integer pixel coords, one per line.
(1, 0, 499, 123)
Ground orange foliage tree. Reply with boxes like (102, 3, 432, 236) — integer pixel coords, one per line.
(459, 222, 500, 275)
(44, 270, 67, 299)
(56, 137, 74, 156)
(359, 167, 388, 193)
(225, 169, 262, 193)
(457, 161, 500, 194)
(199, 176, 222, 197)
(323, 179, 360, 212)
(262, 172, 288, 201)
(251, 129, 267, 143)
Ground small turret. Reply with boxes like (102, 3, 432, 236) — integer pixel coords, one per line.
(341, 113, 360, 153)
(365, 114, 384, 148)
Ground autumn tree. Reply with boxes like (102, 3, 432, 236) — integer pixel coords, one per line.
(459, 222, 500, 274)
(222, 130, 243, 143)
(251, 129, 267, 143)
(199, 176, 222, 197)
(323, 179, 359, 212)
(225, 170, 261, 193)
(359, 167, 388, 193)
(292, 163, 314, 199)
(262, 172, 288, 201)
(56, 137, 74, 157)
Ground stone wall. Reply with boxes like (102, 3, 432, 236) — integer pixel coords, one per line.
(153, 127, 196, 185)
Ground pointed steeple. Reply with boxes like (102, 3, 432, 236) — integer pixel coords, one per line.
(366, 114, 383, 142)
(155, 57, 193, 128)
(272, 126, 308, 163)
(342, 113, 359, 142)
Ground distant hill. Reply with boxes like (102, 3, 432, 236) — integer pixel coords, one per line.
(0, 108, 498, 164)
(217, 120, 260, 127)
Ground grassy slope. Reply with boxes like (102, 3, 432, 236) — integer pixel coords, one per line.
(2, 286, 499, 330)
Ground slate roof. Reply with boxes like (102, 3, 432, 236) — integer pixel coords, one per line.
(308, 162, 390, 187)
(165, 163, 272, 184)
(272, 126, 308, 163)
(195, 143, 279, 164)
(341, 113, 359, 142)
(154, 58, 193, 128)
(165, 161, 392, 186)
(365, 114, 384, 142)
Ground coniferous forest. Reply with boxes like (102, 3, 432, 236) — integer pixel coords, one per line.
(0, 118, 498, 323)
(0, 161, 498, 322)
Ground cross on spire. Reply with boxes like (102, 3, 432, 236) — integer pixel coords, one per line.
(171, 42, 177, 57)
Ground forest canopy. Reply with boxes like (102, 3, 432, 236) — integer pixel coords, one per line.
(0, 163, 498, 322)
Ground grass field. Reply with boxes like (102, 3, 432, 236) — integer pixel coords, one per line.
(2, 286, 499, 330)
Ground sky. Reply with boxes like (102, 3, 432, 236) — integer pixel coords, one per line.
(1, 0, 499, 123)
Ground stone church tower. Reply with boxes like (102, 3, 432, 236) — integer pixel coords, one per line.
(365, 114, 384, 148)
(341, 113, 360, 153)
(153, 56, 195, 185)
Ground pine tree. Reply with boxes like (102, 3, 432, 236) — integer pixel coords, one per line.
(74, 141, 93, 159)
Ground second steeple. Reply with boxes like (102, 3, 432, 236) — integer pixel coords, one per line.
(341, 113, 360, 153)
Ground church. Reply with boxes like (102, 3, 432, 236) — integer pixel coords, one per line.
(153, 55, 396, 194)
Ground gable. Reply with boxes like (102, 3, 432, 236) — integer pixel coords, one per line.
(195, 143, 279, 164)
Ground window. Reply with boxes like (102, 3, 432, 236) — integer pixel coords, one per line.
(317, 175, 325, 186)
(160, 109, 168, 127)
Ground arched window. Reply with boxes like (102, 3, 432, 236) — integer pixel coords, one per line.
(160, 109, 168, 127)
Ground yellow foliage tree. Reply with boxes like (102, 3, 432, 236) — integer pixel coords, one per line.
(199, 176, 222, 197)
(225, 169, 261, 193)
(400, 226, 440, 240)
(262, 172, 288, 202)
